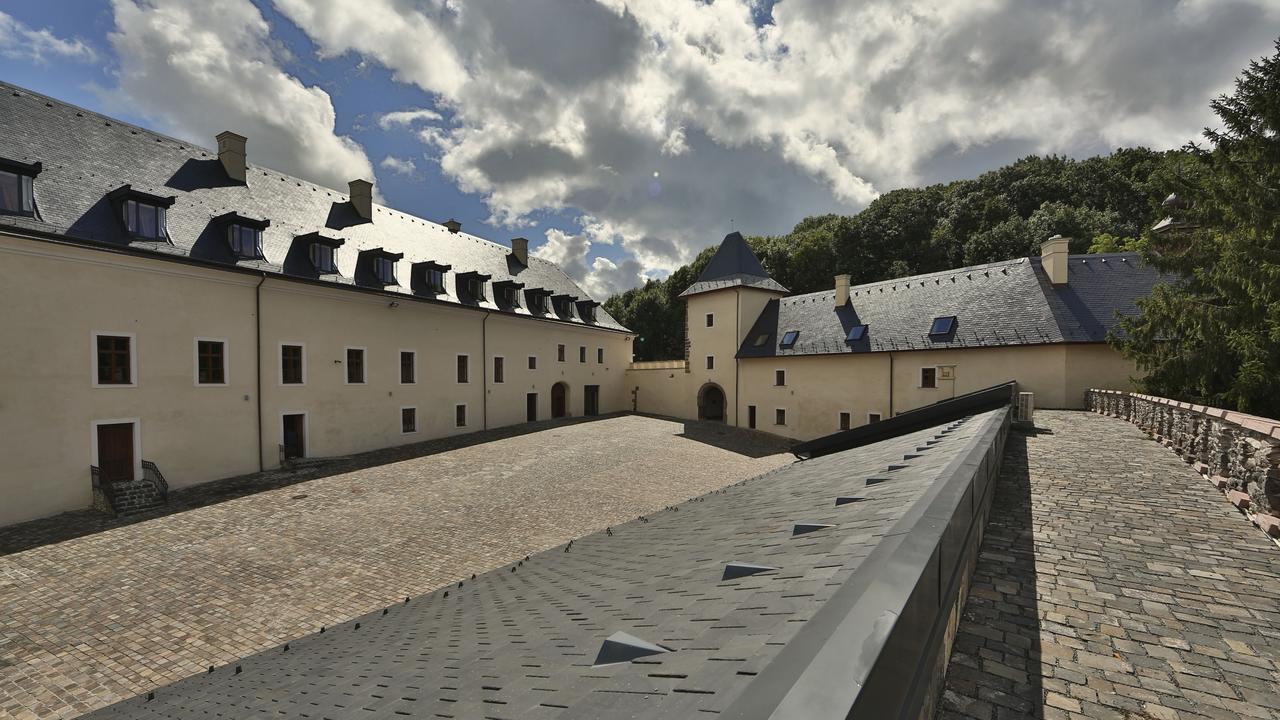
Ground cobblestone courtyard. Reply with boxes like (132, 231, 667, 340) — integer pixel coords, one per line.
(940, 411, 1280, 720)
(0, 415, 792, 719)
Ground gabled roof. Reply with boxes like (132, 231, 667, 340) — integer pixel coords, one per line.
(679, 231, 788, 298)
(0, 81, 627, 333)
(738, 253, 1167, 357)
(84, 409, 1008, 720)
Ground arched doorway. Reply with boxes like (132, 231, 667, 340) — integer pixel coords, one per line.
(697, 383, 726, 422)
(551, 382, 569, 418)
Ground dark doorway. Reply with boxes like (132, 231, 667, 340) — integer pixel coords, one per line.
(584, 385, 600, 416)
(748, 405, 757, 429)
(282, 414, 306, 459)
(698, 383, 726, 422)
(527, 392, 538, 422)
(96, 422, 134, 483)
(551, 382, 569, 419)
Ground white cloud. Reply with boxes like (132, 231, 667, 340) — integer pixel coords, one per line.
(377, 108, 443, 129)
(0, 11, 97, 63)
(379, 155, 417, 176)
(532, 223, 647, 298)
(106, 0, 374, 194)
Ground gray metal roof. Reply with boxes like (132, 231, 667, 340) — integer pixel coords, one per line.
(84, 410, 1006, 719)
(680, 232, 788, 297)
(0, 81, 627, 333)
(738, 253, 1166, 357)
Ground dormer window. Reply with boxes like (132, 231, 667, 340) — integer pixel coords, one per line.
(456, 271, 491, 302)
(494, 280, 524, 309)
(109, 185, 176, 241)
(505, 286, 520, 307)
(0, 159, 39, 215)
(375, 257, 397, 284)
(526, 289, 553, 313)
(228, 224, 263, 259)
(310, 243, 337, 273)
(427, 268, 445, 292)
(469, 277, 485, 299)
(552, 294, 577, 319)
(576, 300, 599, 323)
(411, 260, 451, 295)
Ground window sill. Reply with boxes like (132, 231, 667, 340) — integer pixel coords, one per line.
(92, 382, 137, 389)
(195, 382, 229, 388)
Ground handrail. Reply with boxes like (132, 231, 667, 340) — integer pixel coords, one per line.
(90, 465, 117, 516)
(141, 459, 169, 502)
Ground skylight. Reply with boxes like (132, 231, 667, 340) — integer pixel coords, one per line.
(929, 316, 956, 336)
(847, 324, 867, 342)
(752, 333, 769, 347)
(780, 330, 799, 349)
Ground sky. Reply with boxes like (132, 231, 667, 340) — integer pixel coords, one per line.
(2, 1, 1277, 299)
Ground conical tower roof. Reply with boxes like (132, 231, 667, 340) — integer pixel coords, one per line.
(679, 231, 788, 298)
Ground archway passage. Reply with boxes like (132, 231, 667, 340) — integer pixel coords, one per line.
(551, 382, 569, 419)
(698, 383, 726, 422)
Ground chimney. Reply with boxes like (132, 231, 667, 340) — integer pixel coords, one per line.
(444, 218, 462, 233)
(216, 131, 247, 183)
(834, 274, 851, 307)
(349, 179, 373, 221)
(1041, 235, 1070, 285)
(511, 237, 529, 266)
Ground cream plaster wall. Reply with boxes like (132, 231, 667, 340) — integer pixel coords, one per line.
(0, 232, 630, 527)
(629, 364, 693, 419)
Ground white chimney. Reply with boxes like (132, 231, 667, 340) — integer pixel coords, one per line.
(511, 237, 529, 266)
(1041, 235, 1070, 285)
(216, 131, 247, 183)
(834, 274, 851, 306)
(349, 179, 373, 221)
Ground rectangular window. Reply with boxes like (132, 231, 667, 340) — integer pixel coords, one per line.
(375, 256, 397, 284)
(775, 369, 786, 386)
(921, 367, 937, 389)
(228, 225, 263, 259)
(706, 313, 714, 327)
(929, 316, 956, 336)
(528, 356, 537, 370)
(457, 354, 469, 383)
(0, 170, 34, 213)
(123, 199, 166, 239)
(579, 346, 587, 363)
(748, 405, 757, 429)
(493, 356, 505, 383)
(780, 330, 799, 349)
(775, 408, 786, 426)
(706, 355, 715, 370)
(401, 407, 417, 434)
(346, 347, 365, 384)
(868, 413, 882, 423)
(597, 348, 604, 364)
(469, 278, 486, 300)
(196, 339, 226, 385)
(96, 334, 133, 385)
(847, 324, 867, 342)
(557, 344, 566, 362)
(310, 243, 337, 273)
(426, 268, 445, 292)
(839, 412, 851, 431)
(455, 404, 467, 427)
(281, 344, 304, 384)
(400, 351, 416, 384)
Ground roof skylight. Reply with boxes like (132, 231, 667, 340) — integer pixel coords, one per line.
(929, 316, 956, 336)
(780, 330, 799, 349)
(847, 324, 867, 342)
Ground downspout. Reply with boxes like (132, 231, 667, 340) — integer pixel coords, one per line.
(255, 273, 266, 472)
(734, 289, 741, 426)
(888, 351, 894, 418)
(482, 310, 490, 430)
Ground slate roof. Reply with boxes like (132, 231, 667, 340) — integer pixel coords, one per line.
(680, 231, 789, 297)
(0, 81, 626, 332)
(84, 410, 1006, 720)
(738, 252, 1167, 358)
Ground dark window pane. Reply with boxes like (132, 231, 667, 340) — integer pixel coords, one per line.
(775, 369, 785, 386)
(346, 348, 364, 383)
(557, 344, 565, 362)
(457, 355, 468, 383)
(401, 351, 415, 383)
(579, 346, 586, 363)
(780, 330, 799, 349)
(839, 412, 850, 430)
(494, 356, 504, 383)
(847, 324, 867, 341)
(456, 404, 467, 427)
(281, 345, 303, 384)
(402, 407, 416, 433)
(597, 348, 604, 364)
(0, 171, 19, 211)
(96, 335, 131, 385)
(929, 316, 956, 336)
(775, 409, 785, 425)
(528, 356, 537, 370)
(198, 340, 225, 384)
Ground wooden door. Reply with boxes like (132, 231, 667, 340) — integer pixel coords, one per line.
(584, 385, 600, 416)
(551, 383, 567, 418)
(527, 393, 538, 422)
(97, 423, 134, 483)
(282, 414, 305, 459)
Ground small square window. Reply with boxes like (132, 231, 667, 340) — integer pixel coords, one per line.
(868, 412, 882, 423)
(775, 408, 786, 426)
(847, 324, 867, 342)
(579, 346, 586, 363)
(455, 404, 467, 427)
(494, 356, 505, 383)
(457, 355, 469, 383)
(921, 367, 937, 389)
(705, 313, 714, 327)
(780, 330, 799, 349)
(528, 356, 537, 370)
(346, 348, 365, 384)
(929, 316, 956, 336)
(775, 369, 786, 386)
(839, 412, 851, 431)
(557, 344, 566, 362)
(597, 348, 604, 364)
(706, 355, 715, 370)
(197, 339, 226, 385)
(401, 407, 417, 434)
(400, 351, 416, 384)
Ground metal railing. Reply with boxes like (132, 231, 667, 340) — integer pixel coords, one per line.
(90, 465, 117, 516)
(141, 459, 169, 502)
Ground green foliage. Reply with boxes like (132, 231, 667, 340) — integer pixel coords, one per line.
(608, 143, 1188, 361)
(1087, 234, 1147, 254)
(1113, 40, 1280, 417)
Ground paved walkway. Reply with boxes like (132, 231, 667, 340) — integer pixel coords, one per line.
(0, 415, 792, 720)
(940, 411, 1280, 720)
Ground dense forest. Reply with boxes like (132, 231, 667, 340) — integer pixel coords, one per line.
(606, 148, 1189, 362)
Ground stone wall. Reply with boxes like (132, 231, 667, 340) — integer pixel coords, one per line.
(1085, 389, 1280, 517)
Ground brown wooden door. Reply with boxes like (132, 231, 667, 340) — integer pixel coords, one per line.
(282, 414, 305, 459)
(584, 385, 600, 416)
(97, 423, 134, 483)
(551, 383, 567, 418)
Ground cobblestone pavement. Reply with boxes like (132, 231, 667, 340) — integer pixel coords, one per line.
(939, 411, 1280, 720)
(0, 414, 793, 720)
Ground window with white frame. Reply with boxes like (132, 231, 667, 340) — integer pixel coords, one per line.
(123, 199, 167, 240)
(228, 224, 263, 259)
(94, 333, 135, 386)
(196, 339, 227, 385)
(346, 348, 366, 384)
(400, 351, 416, 384)
(920, 367, 937, 389)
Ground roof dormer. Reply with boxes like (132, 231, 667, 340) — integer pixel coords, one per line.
(294, 231, 344, 275)
(525, 288, 554, 314)
(0, 157, 41, 216)
(494, 280, 525, 309)
(107, 184, 175, 242)
(411, 260, 451, 295)
(214, 211, 270, 261)
(552, 294, 578, 319)
(575, 299, 600, 323)
(357, 248, 404, 286)
(456, 271, 491, 303)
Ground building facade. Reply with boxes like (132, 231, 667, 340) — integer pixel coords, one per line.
(0, 82, 632, 526)
(627, 232, 1162, 440)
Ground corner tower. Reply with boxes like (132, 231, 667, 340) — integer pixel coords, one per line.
(678, 232, 787, 425)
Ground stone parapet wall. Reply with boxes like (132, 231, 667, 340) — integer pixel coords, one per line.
(1085, 389, 1280, 516)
